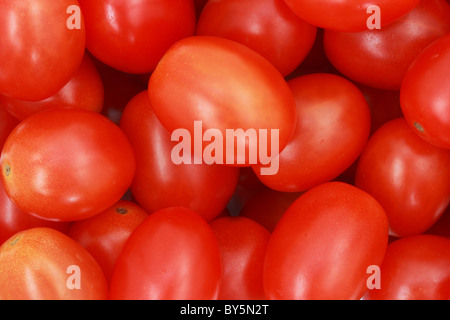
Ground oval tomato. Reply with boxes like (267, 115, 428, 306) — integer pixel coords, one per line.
(68, 200, 149, 282)
(355, 118, 450, 237)
(324, 0, 450, 90)
(79, 0, 196, 74)
(400, 34, 450, 149)
(253, 73, 371, 192)
(282, 0, 420, 32)
(264, 181, 389, 300)
(0, 53, 104, 121)
(364, 235, 450, 300)
(0, 108, 136, 222)
(0, 227, 108, 300)
(196, 0, 317, 77)
(120, 91, 239, 222)
(0, 0, 86, 101)
(148, 36, 296, 168)
(209, 216, 270, 300)
(109, 207, 222, 300)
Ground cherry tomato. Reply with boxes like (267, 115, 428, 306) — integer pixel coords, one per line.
(109, 207, 222, 300)
(120, 91, 239, 222)
(79, 0, 196, 74)
(148, 36, 296, 167)
(67, 200, 149, 282)
(0, 181, 70, 245)
(324, 0, 450, 90)
(239, 187, 302, 232)
(364, 235, 450, 300)
(400, 34, 450, 149)
(253, 73, 371, 192)
(0, 227, 108, 300)
(209, 216, 270, 300)
(0, 108, 136, 222)
(282, 0, 420, 32)
(264, 181, 389, 300)
(355, 118, 450, 238)
(0, 0, 86, 101)
(196, 0, 317, 77)
(0, 53, 104, 121)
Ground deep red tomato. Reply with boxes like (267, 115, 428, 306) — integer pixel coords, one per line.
(0, 181, 70, 245)
(283, 0, 420, 32)
(426, 205, 450, 238)
(363, 235, 450, 300)
(0, 53, 104, 121)
(253, 73, 371, 192)
(148, 36, 296, 168)
(0, 227, 108, 300)
(196, 0, 317, 77)
(0, 108, 136, 222)
(0, 0, 86, 101)
(109, 207, 222, 300)
(78, 0, 196, 74)
(120, 91, 239, 222)
(324, 0, 450, 90)
(0, 107, 19, 151)
(67, 200, 149, 282)
(264, 181, 389, 300)
(209, 216, 270, 300)
(355, 118, 450, 238)
(400, 34, 450, 149)
(239, 187, 302, 232)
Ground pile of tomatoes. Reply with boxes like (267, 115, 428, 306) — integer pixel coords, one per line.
(0, 0, 449, 300)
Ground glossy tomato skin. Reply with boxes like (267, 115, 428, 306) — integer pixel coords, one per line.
(324, 0, 450, 90)
(209, 216, 270, 300)
(264, 182, 389, 300)
(0, 53, 104, 121)
(0, 227, 108, 300)
(355, 118, 450, 238)
(120, 91, 239, 222)
(283, 0, 420, 32)
(148, 36, 296, 167)
(109, 207, 222, 300)
(196, 0, 317, 76)
(79, 0, 196, 74)
(253, 73, 371, 192)
(0, 0, 86, 101)
(400, 34, 450, 149)
(67, 200, 149, 282)
(0, 108, 136, 222)
(0, 181, 70, 245)
(364, 235, 450, 300)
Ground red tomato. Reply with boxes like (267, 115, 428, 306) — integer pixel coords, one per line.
(426, 205, 450, 238)
(355, 118, 450, 238)
(196, 0, 317, 76)
(239, 187, 302, 232)
(253, 73, 371, 192)
(364, 235, 450, 300)
(283, 0, 420, 32)
(0, 0, 86, 101)
(0, 53, 104, 121)
(324, 0, 450, 90)
(400, 34, 450, 149)
(120, 91, 239, 222)
(0, 108, 136, 222)
(79, 0, 196, 74)
(209, 216, 271, 300)
(148, 36, 296, 167)
(0, 107, 19, 151)
(67, 200, 149, 282)
(109, 207, 222, 300)
(0, 181, 70, 245)
(0, 227, 108, 300)
(264, 181, 389, 300)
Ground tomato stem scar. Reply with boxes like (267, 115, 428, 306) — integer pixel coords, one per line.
(413, 122, 425, 133)
(4, 164, 11, 177)
(116, 207, 128, 214)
